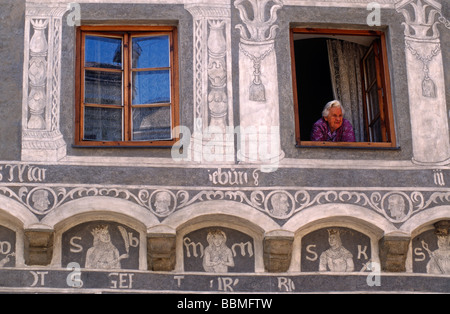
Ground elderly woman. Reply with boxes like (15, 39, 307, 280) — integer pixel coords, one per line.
(310, 100, 356, 142)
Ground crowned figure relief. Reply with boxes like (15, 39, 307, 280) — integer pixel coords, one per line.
(85, 225, 129, 269)
(319, 228, 354, 272)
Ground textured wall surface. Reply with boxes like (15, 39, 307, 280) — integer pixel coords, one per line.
(0, 0, 448, 293)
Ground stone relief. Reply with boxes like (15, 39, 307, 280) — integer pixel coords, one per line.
(186, 4, 234, 163)
(22, 4, 68, 162)
(183, 227, 254, 273)
(412, 223, 450, 274)
(301, 227, 371, 272)
(62, 221, 139, 270)
(0, 226, 16, 268)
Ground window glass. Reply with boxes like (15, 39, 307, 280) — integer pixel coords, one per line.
(78, 28, 178, 146)
(132, 35, 170, 69)
(132, 70, 171, 105)
(85, 36, 122, 69)
(84, 107, 123, 141)
(84, 70, 123, 105)
(291, 28, 395, 148)
(132, 106, 172, 141)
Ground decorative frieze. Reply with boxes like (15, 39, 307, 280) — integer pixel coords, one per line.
(1, 182, 448, 228)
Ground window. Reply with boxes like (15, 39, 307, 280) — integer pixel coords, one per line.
(75, 26, 179, 147)
(290, 28, 396, 148)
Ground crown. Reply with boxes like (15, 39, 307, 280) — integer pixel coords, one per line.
(327, 228, 340, 236)
(235, 0, 283, 42)
(91, 225, 109, 236)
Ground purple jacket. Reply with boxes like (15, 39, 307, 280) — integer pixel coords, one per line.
(310, 118, 356, 142)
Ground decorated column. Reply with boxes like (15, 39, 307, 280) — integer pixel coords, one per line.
(22, 3, 68, 162)
(235, 0, 285, 172)
(185, 2, 235, 164)
(396, 0, 450, 165)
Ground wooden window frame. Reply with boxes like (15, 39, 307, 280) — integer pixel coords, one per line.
(75, 25, 180, 147)
(290, 28, 397, 149)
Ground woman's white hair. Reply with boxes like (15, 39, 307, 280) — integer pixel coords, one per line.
(322, 100, 345, 118)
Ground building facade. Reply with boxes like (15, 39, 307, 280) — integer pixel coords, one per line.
(0, 0, 449, 293)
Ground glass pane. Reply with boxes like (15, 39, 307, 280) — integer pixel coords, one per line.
(85, 70, 123, 105)
(367, 86, 380, 121)
(132, 106, 172, 141)
(370, 118, 382, 142)
(132, 70, 171, 105)
(84, 107, 123, 141)
(85, 36, 122, 69)
(132, 35, 170, 69)
(365, 49, 377, 86)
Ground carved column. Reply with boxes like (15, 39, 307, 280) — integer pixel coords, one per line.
(22, 3, 68, 162)
(235, 0, 285, 172)
(186, 3, 235, 164)
(396, 0, 450, 165)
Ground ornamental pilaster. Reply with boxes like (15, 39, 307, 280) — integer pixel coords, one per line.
(235, 0, 285, 172)
(396, 0, 450, 165)
(185, 3, 235, 164)
(22, 3, 68, 162)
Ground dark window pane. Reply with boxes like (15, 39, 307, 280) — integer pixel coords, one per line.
(365, 49, 377, 85)
(132, 36, 170, 69)
(85, 36, 122, 69)
(132, 70, 171, 105)
(367, 86, 380, 121)
(370, 118, 382, 142)
(84, 107, 123, 141)
(132, 106, 172, 141)
(85, 70, 122, 105)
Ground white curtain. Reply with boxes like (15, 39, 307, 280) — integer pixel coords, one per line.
(327, 39, 368, 142)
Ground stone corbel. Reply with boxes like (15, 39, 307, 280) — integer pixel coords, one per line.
(263, 230, 294, 273)
(22, 3, 68, 162)
(147, 226, 177, 271)
(379, 231, 411, 272)
(147, 234, 176, 271)
(24, 229, 54, 266)
(396, 0, 450, 165)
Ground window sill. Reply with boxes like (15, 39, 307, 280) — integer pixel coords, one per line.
(296, 141, 400, 150)
(72, 141, 178, 149)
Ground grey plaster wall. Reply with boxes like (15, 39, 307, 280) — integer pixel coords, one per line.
(0, 0, 25, 161)
(60, 3, 193, 158)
